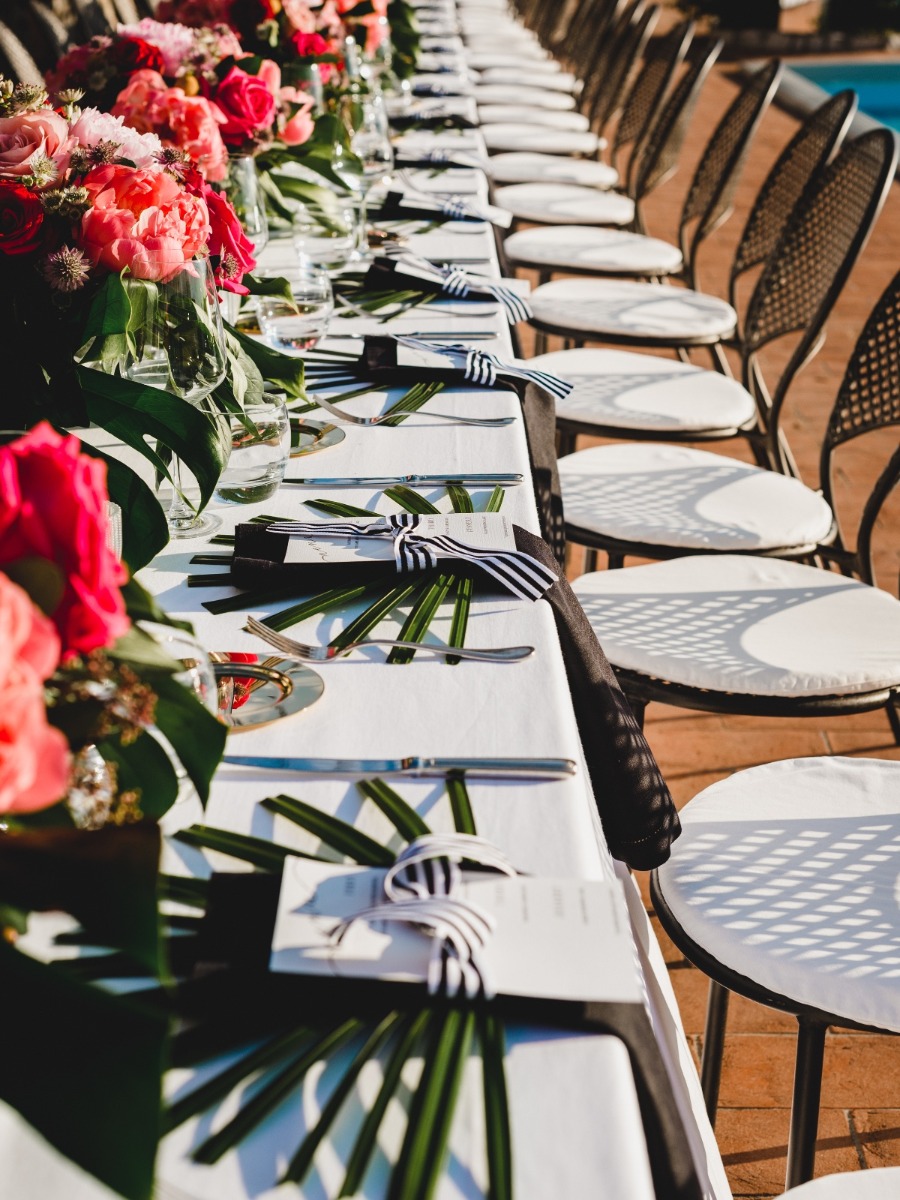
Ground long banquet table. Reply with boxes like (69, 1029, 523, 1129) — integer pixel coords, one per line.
(1, 2, 733, 1196)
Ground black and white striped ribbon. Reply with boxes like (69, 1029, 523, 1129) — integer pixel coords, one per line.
(394, 335, 574, 400)
(266, 514, 557, 602)
(379, 247, 531, 321)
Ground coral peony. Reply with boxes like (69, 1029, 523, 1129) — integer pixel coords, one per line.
(79, 162, 210, 281)
(0, 424, 129, 664)
(213, 66, 277, 147)
(280, 89, 314, 145)
(113, 71, 229, 182)
(0, 573, 70, 814)
(0, 109, 71, 186)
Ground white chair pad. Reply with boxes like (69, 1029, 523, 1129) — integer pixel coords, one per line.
(782, 1167, 900, 1198)
(657, 757, 900, 1035)
(572, 554, 900, 697)
(492, 182, 633, 225)
(486, 153, 617, 188)
(473, 86, 576, 110)
(482, 126, 600, 155)
(476, 106, 590, 131)
(558, 443, 835, 551)
(476, 69, 578, 93)
(530, 278, 738, 340)
(505, 225, 683, 274)
(531, 348, 757, 433)
(469, 55, 564, 73)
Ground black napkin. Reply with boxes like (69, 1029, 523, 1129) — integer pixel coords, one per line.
(231, 523, 678, 870)
(181, 872, 701, 1200)
(356, 257, 500, 303)
(369, 188, 480, 223)
(390, 112, 477, 131)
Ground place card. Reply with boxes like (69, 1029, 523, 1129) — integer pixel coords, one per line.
(271, 857, 644, 1006)
(282, 512, 517, 566)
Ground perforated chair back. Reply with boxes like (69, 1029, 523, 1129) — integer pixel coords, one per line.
(584, 1, 658, 135)
(630, 38, 723, 230)
(729, 89, 858, 311)
(677, 58, 782, 289)
(0, 20, 44, 84)
(113, 0, 142, 22)
(71, 0, 113, 36)
(612, 19, 695, 193)
(29, 1, 71, 57)
(743, 129, 898, 467)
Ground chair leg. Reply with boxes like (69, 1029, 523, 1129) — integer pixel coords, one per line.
(584, 547, 598, 573)
(785, 1017, 827, 1190)
(700, 980, 730, 1126)
(557, 427, 577, 457)
(625, 693, 646, 728)
(607, 552, 625, 569)
(887, 696, 900, 746)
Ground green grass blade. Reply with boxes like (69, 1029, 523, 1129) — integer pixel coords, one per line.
(357, 780, 430, 841)
(158, 874, 209, 908)
(162, 1024, 314, 1135)
(382, 381, 444, 427)
(446, 778, 477, 836)
(330, 583, 419, 650)
(447, 573, 473, 667)
(171, 825, 320, 872)
(383, 486, 441, 515)
(266, 582, 383, 632)
(307, 499, 375, 518)
(480, 1013, 513, 1200)
(261, 794, 393, 866)
(484, 487, 505, 513)
(387, 1008, 476, 1200)
(388, 575, 454, 664)
(339, 1013, 429, 1197)
(203, 586, 303, 616)
(192, 1020, 364, 1164)
(447, 485, 474, 514)
(281, 1013, 403, 1184)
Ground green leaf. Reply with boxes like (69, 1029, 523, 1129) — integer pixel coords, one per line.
(447, 485, 474, 514)
(331, 583, 419, 650)
(383, 485, 441, 515)
(382, 381, 445, 426)
(261, 794, 394, 865)
(447, 574, 473, 666)
(77, 366, 231, 515)
(78, 272, 131, 364)
(1, 555, 64, 618)
(264, 581, 383, 630)
(446, 777, 476, 836)
(98, 729, 179, 822)
(307, 499, 376, 518)
(388, 575, 454, 664)
(192, 1019, 363, 1164)
(339, 1013, 429, 1196)
(120, 576, 193, 632)
(480, 1012, 513, 1200)
(282, 1013, 402, 1184)
(485, 486, 506, 513)
(172, 825, 305, 872)
(0, 824, 163, 975)
(158, 873, 209, 908)
(150, 673, 228, 806)
(243, 273, 295, 304)
(357, 779, 430, 841)
(0, 939, 167, 1200)
(163, 1024, 314, 1135)
(228, 324, 306, 398)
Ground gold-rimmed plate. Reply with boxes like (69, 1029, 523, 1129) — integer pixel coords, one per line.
(209, 653, 325, 730)
(290, 416, 345, 457)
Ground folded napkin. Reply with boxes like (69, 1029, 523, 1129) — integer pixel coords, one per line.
(231, 522, 679, 871)
(395, 148, 487, 169)
(371, 187, 511, 227)
(389, 110, 477, 131)
(356, 255, 531, 322)
(190, 871, 700, 1200)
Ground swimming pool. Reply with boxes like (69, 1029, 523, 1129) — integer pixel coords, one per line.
(788, 60, 900, 133)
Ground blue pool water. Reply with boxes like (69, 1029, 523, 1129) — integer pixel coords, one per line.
(789, 61, 900, 133)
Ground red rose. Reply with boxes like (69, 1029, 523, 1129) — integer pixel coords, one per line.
(0, 180, 44, 256)
(213, 66, 277, 148)
(290, 31, 332, 57)
(110, 36, 167, 78)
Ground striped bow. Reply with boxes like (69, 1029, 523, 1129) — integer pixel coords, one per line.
(394, 336, 574, 400)
(379, 246, 531, 322)
(266, 514, 558, 602)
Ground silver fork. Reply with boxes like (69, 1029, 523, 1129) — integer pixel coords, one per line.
(309, 392, 514, 428)
(245, 615, 533, 663)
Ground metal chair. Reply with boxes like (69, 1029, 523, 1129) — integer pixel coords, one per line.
(28, 1, 71, 58)
(652, 757, 900, 1190)
(525, 90, 858, 458)
(781, 1168, 900, 1198)
(0, 20, 44, 84)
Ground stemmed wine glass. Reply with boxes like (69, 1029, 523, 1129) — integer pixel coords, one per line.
(335, 94, 395, 259)
(226, 155, 268, 258)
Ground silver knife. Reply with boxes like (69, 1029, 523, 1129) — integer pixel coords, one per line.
(223, 755, 577, 779)
(326, 331, 502, 341)
(282, 472, 523, 486)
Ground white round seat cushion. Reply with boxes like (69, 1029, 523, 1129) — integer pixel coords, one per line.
(531, 348, 757, 433)
(476, 69, 579, 93)
(505, 225, 683, 274)
(572, 554, 900, 697)
(477, 106, 590, 131)
(492, 182, 633, 225)
(482, 126, 600, 155)
(468, 54, 564, 73)
(486, 153, 617, 188)
(530, 278, 738, 341)
(782, 1167, 900, 1198)
(657, 757, 900, 1035)
(473, 86, 576, 110)
(558, 443, 835, 551)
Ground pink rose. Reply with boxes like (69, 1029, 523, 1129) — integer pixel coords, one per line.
(0, 424, 129, 664)
(254, 57, 281, 99)
(213, 66, 277, 148)
(185, 167, 255, 292)
(0, 109, 71, 187)
(0, 573, 70, 814)
(280, 89, 315, 146)
(114, 72, 229, 182)
(79, 162, 210, 281)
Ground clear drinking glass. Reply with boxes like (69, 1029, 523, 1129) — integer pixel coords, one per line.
(225, 155, 269, 257)
(337, 94, 395, 259)
(214, 396, 290, 504)
(257, 262, 333, 351)
(292, 199, 357, 267)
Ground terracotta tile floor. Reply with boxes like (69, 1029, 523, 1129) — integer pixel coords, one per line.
(509, 11, 900, 1194)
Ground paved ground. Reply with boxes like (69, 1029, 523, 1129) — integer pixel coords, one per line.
(510, 6, 900, 1193)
